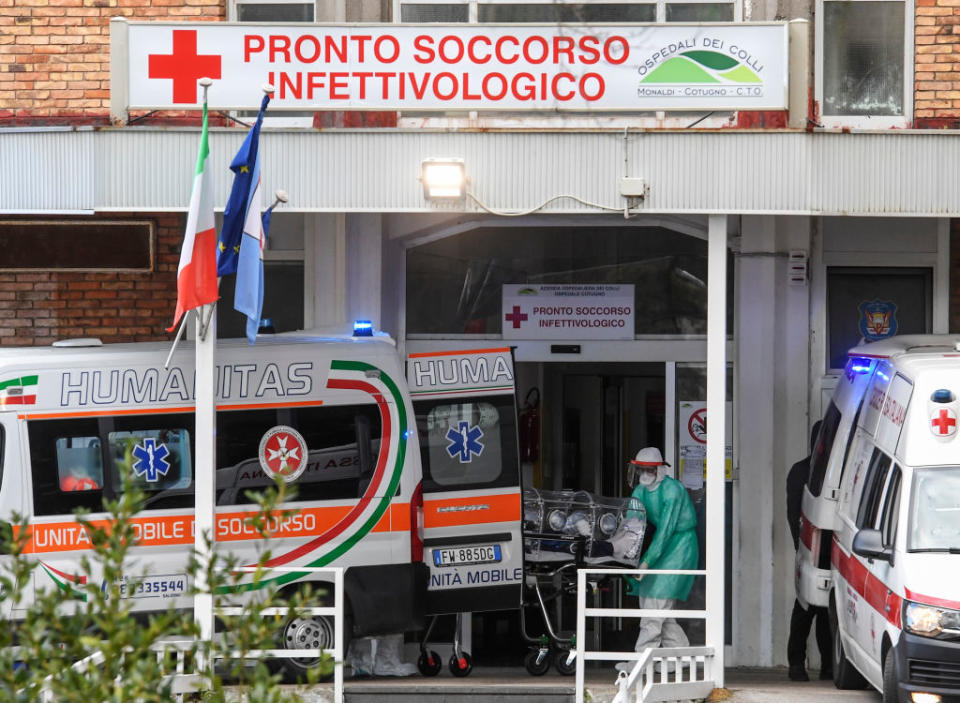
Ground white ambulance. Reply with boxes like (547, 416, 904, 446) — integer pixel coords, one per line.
(800, 335, 960, 703)
(0, 331, 523, 680)
(405, 347, 525, 675)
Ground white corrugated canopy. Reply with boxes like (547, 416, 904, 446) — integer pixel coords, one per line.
(1, 127, 959, 216)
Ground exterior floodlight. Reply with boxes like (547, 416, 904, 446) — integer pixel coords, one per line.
(422, 159, 466, 199)
(353, 320, 374, 337)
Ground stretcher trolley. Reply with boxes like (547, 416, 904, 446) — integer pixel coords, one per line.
(519, 488, 646, 675)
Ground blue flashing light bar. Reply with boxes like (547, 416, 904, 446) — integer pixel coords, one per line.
(849, 357, 872, 374)
(353, 320, 374, 337)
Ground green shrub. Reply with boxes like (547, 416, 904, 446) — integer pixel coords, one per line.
(0, 476, 328, 702)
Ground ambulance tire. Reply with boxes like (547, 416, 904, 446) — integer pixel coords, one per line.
(524, 649, 551, 676)
(830, 601, 867, 690)
(553, 648, 577, 676)
(272, 589, 353, 684)
(449, 652, 473, 677)
(417, 650, 442, 677)
(882, 648, 899, 703)
(273, 612, 340, 683)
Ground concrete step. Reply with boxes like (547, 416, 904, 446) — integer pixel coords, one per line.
(229, 666, 878, 703)
(264, 668, 619, 703)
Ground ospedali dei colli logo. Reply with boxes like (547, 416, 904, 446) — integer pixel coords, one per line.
(637, 36, 765, 100)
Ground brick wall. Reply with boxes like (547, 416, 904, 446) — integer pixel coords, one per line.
(0, 212, 184, 346)
(0, 0, 224, 125)
(916, 0, 960, 126)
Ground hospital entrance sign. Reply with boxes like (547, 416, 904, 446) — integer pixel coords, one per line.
(502, 284, 635, 340)
(111, 20, 789, 112)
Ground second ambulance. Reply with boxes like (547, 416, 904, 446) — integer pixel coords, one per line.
(798, 335, 960, 703)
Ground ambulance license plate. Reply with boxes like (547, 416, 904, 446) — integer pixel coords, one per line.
(433, 545, 501, 567)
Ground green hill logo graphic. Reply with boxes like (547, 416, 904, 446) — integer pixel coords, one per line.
(641, 50, 762, 84)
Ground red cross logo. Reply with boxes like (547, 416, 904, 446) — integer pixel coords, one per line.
(931, 408, 957, 436)
(148, 30, 222, 104)
(505, 305, 528, 329)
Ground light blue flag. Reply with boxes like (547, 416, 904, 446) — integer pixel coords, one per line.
(234, 148, 268, 344)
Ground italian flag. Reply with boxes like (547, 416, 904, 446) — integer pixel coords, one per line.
(167, 102, 218, 332)
(0, 375, 38, 406)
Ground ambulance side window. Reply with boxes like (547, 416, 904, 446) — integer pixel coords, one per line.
(836, 402, 864, 488)
(105, 413, 195, 511)
(855, 449, 892, 529)
(879, 466, 902, 548)
(215, 404, 382, 505)
(415, 395, 519, 492)
(809, 402, 842, 497)
(29, 419, 106, 516)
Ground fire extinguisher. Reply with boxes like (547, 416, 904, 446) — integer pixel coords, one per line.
(519, 387, 541, 463)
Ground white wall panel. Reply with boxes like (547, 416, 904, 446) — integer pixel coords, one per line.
(0, 129, 95, 213)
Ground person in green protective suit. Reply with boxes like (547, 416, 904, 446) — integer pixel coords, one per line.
(616, 447, 699, 673)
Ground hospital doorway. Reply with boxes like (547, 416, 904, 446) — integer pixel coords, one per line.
(538, 362, 665, 496)
(469, 362, 668, 667)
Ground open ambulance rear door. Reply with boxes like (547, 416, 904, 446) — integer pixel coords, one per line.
(407, 348, 523, 615)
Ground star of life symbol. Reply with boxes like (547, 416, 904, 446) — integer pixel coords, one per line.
(132, 438, 171, 483)
(446, 421, 484, 463)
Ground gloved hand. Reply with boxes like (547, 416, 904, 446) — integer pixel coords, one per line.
(635, 562, 649, 582)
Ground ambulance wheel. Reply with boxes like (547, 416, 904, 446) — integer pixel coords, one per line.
(449, 652, 473, 677)
(830, 603, 867, 690)
(417, 650, 442, 677)
(882, 648, 898, 703)
(553, 648, 577, 676)
(524, 649, 551, 676)
(275, 612, 337, 683)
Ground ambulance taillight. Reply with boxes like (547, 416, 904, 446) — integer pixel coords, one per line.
(801, 515, 821, 561)
(411, 481, 424, 562)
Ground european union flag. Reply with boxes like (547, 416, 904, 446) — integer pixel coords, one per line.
(217, 93, 270, 277)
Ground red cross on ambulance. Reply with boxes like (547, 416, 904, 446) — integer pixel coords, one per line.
(931, 406, 957, 437)
(147, 29, 222, 104)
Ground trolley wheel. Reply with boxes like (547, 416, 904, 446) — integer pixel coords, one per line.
(553, 648, 577, 676)
(449, 652, 473, 677)
(417, 650, 442, 677)
(524, 648, 551, 676)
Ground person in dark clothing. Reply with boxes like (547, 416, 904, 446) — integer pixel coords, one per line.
(786, 420, 832, 682)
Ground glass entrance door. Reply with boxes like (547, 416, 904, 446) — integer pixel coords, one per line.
(545, 365, 666, 497)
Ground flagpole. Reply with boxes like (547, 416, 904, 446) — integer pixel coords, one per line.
(163, 313, 189, 370)
(198, 297, 216, 341)
(193, 76, 217, 670)
(268, 189, 289, 214)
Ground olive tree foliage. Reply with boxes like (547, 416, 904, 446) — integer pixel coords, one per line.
(0, 477, 327, 702)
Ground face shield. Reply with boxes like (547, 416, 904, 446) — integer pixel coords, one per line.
(628, 448, 670, 488)
(628, 463, 661, 487)
(638, 465, 660, 486)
